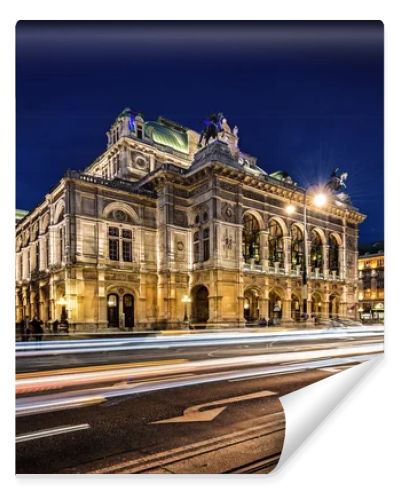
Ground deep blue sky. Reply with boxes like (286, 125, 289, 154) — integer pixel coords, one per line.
(16, 21, 383, 243)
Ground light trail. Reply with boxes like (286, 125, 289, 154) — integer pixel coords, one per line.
(16, 352, 382, 417)
(16, 358, 188, 380)
(16, 326, 384, 357)
(16, 341, 383, 395)
(16, 423, 91, 443)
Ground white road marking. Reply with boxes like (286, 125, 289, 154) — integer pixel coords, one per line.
(16, 423, 90, 443)
(151, 389, 277, 424)
(88, 412, 285, 474)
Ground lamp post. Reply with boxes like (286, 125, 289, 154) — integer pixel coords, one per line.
(182, 294, 191, 327)
(286, 187, 328, 321)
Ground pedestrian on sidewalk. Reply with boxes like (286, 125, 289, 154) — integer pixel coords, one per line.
(30, 316, 44, 342)
(22, 316, 31, 342)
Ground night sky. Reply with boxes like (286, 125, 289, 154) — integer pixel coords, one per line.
(16, 21, 383, 243)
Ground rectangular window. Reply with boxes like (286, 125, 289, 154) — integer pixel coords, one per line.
(59, 227, 64, 262)
(108, 226, 119, 237)
(109, 239, 119, 261)
(35, 242, 40, 270)
(122, 240, 132, 262)
(122, 229, 132, 239)
(46, 236, 50, 268)
(193, 231, 200, 263)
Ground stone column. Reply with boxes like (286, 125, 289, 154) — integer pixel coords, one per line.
(259, 230, 269, 270)
(282, 300, 292, 321)
(283, 286, 293, 322)
(283, 236, 292, 274)
(322, 244, 330, 279)
(322, 291, 330, 319)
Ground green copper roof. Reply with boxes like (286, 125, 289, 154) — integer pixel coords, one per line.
(144, 120, 189, 155)
(269, 170, 289, 180)
(16, 209, 28, 219)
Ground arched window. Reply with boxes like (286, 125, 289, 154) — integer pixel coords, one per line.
(329, 234, 340, 273)
(310, 230, 323, 271)
(291, 225, 304, 269)
(268, 220, 284, 266)
(242, 214, 260, 264)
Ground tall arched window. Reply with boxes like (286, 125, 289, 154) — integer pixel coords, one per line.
(242, 214, 260, 264)
(268, 220, 284, 266)
(291, 224, 304, 269)
(310, 229, 323, 271)
(329, 234, 340, 273)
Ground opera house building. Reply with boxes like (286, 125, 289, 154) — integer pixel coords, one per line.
(15, 109, 365, 331)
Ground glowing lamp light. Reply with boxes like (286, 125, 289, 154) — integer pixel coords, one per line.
(313, 192, 328, 208)
(285, 204, 296, 215)
(57, 297, 67, 307)
(181, 295, 191, 304)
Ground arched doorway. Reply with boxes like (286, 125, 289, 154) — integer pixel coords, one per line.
(269, 290, 283, 323)
(123, 293, 135, 328)
(329, 294, 340, 318)
(244, 288, 260, 322)
(291, 293, 301, 321)
(191, 285, 209, 324)
(311, 292, 323, 318)
(107, 293, 119, 327)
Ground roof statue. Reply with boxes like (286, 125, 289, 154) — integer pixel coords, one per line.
(197, 113, 224, 148)
(325, 167, 350, 204)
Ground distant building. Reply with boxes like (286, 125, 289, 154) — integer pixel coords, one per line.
(15, 108, 365, 331)
(358, 241, 384, 323)
(16, 209, 28, 224)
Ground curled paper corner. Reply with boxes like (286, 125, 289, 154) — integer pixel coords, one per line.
(274, 355, 383, 472)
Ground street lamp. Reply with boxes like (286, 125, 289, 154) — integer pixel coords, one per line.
(182, 294, 191, 326)
(286, 186, 329, 321)
(57, 296, 68, 323)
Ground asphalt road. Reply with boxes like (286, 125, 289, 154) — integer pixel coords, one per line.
(15, 327, 384, 474)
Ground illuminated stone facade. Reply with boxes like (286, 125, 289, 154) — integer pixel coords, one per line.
(15, 109, 365, 331)
(357, 243, 384, 323)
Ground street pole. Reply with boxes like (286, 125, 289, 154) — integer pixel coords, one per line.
(302, 189, 309, 320)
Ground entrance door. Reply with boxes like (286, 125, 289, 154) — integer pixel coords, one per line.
(269, 291, 282, 321)
(191, 285, 209, 324)
(123, 294, 134, 328)
(107, 294, 119, 327)
(244, 289, 260, 322)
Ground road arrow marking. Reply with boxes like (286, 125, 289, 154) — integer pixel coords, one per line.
(151, 389, 277, 424)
